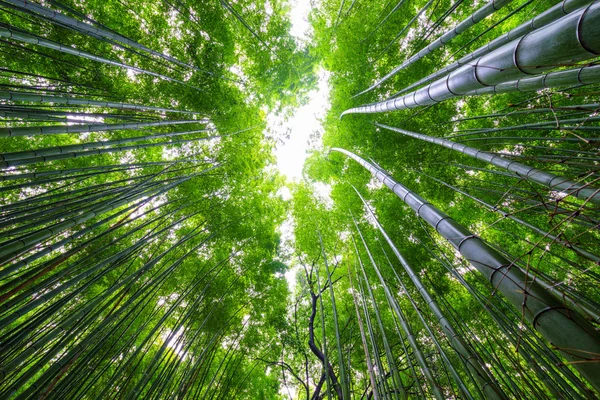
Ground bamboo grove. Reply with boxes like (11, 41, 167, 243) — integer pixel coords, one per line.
(0, 0, 599, 399)
(293, 0, 600, 397)
(0, 0, 311, 398)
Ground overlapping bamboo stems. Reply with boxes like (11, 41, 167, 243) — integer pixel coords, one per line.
(0, 199, 187, 305)
(0, 164, 219, 264)
(435, 103, 600, 125)
(347, 261, 380, 400)
(0, 167, 189, 226)
(342, 4, 600, 116)
(46, 233, 211, 398)
(0, 160, 204, 183)
(0, 24, 202, 90)
(353, 266, 389, 398)
(314, 266, 334, 399)
(0, 168, 190, 218)
(350, 229, 403, 399)
(412, 0, 466, 52)
(416, 229, 593, 397)
(0, 133, 225, 168)
(376, 123, 600, 205)
(0, 90, 201, 114)
(414, 200, 599, 396)
(0, 129, 210, 161)
(220, 0, 273, 53)
(441, 168, 600, 226)
(361, 0, 409, 43)
(379, 278, 427, 399)
(357, 0, 515, 96)
(446, 116, 600, 138)
(0, 197, 196, 295)
(37, 250, 229, 400)
(0, 106, 154, 122)
(0, 165, 176, 238)
(0, 66, 116, 95)
(125, 248, 241, 399)
(332, 147, 600, 391)
(0, 209, 206, 336)
(351, 231, 444, 399)
(394, 0, 594, 96)
(2, 222, 225, 398)
(371, 0, 437, 64)
(352, 186, 507, 399)
(318, 230, 350, 399)
(0, 118, 204, 138)
(415, 169, 600, 267)
(376, 241, 474, 399)
(346, 63, 600, 116)
(1, 0, 222, 79)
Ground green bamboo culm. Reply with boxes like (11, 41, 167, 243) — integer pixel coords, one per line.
(331, 147, 600, 392)
(355, 0, 516, 97)
(374, 123, 600, 205)
(350, 185, 507, 400)
(342, 3, 600, 116)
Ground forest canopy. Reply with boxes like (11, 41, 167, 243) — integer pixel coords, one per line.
(0, 0, 599, 399)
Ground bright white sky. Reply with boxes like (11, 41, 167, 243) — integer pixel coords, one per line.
(269, 0, 330, 183)
(270, 70, 330, 181)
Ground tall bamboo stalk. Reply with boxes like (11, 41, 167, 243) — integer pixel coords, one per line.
(356, 0, 515, 96)
(375, 123, 600, 205)
(395, 0, 594, 96)
(342, 4, 600, 116)
(351, 185, 507, 399)
(331, 147, 600, 391)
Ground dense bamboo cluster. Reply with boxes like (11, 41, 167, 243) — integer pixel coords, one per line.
(1, 0, 599, 398)
(317, 0, 600, 397)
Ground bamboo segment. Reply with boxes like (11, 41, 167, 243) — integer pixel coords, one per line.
(0, 90, 201, 114)
(342, 3, 600, 116)
(331, 147, 600, 392)
(375, 123, 600, 205)
(352, 186, 507, 400)
(394, 0, 594, 96)
(356, 0, 515, 96)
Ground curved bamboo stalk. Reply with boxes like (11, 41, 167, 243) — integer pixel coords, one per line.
(342, 4, 600, 116)
(394, 0, 594, 97)
(356, 0, 514, 96)
(331, 147, 600, 391)
(375, 123, 600, 205)
(351, 186, 507, 399)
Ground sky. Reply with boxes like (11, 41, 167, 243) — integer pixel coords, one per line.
(271, 70, 330, 181)
(269, 0, 330, 183)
